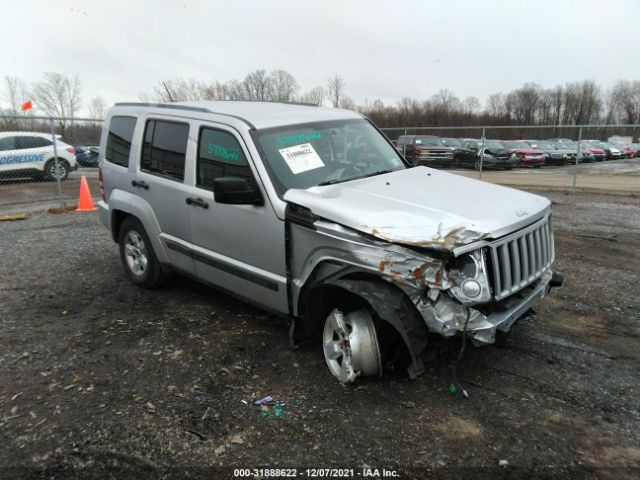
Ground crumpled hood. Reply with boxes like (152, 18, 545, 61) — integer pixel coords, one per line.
(284, 167, 550, 251)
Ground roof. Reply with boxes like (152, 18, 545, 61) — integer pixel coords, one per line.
(0, 131, 59, 138)
(114, 101, 363, 130)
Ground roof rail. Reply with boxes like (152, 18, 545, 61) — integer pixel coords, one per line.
(112, 102, 256, 129)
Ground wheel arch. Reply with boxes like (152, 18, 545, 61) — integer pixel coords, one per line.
(296, 272, 429, 378)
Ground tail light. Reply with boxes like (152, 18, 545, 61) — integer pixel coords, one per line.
(66, 147, 76, 154)
(98, 167, 106, 202)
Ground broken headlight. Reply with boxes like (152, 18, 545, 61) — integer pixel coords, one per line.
(447, 249, 492, 305)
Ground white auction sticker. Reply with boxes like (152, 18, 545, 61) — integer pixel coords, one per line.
(278, 143, 325, 174)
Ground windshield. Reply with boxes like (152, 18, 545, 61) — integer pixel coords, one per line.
(506, 141, 532, 149)
(482, 140, 505, 149)
(441, 137, 461, 147)
(414, 136, 443, 146)
(529, 141, 553, 149)
(253, 119, 406, 196)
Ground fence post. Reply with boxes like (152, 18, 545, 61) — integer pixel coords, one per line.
(479, 128, 486, 179)
(572, 126, 583, 191)
(49, 119, 65, 210)
(402, 128, 407, 157)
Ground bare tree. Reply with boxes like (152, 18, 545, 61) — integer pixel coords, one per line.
(270, 70, 298, 102)
(243, 69, 272, 100)
(299, 86, 327, 106)
(327, 75, 345, 108)
(462, 96, 481, 116)
(87, 96, 106, 121)
(1, 76, 28, 116)
(485, 93, 505, 118)
(338, 95, 356, 110)
(31, 72, 82, 131)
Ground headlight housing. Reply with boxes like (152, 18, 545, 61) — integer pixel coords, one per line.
(448, 250, 492, 304)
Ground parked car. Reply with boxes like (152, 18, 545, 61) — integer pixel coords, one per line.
(75, 145, 100, 167)
(395, 135, 456, 168)
(580, 143, 607, 162)
(454, 139, 514, 169)
(628, 143, 640, 157)
(548, 142, 596, 163)
(501, 141, 545, 167)
(441, 137, 462, 148)
(584, 140, 625, 160)
(0, 131, 78, 180)
(522, 140, 566, 166)
(98, 101, 562, 383)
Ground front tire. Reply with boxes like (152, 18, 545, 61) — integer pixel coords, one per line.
(118, 217, 168, 289)
(322, 308, 381, 383)
(44, 159, 70, 181)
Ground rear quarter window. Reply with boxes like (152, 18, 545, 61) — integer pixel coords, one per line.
(106, 116, 137, 167)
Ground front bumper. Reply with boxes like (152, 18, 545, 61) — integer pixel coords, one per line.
(418, 269, 560, 346)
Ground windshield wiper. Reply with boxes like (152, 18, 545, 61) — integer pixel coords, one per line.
(317, 169, 395, 187)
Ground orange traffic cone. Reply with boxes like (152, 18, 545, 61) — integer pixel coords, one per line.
(76, 175, 98, 211)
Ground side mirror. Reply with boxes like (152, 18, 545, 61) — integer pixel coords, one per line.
(212, 177, 263, 205)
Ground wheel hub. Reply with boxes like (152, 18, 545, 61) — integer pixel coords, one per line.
(323, 308, 381, 383)
(124, 231, 148, 277)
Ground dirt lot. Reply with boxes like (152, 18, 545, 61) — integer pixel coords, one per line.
(0, 190, 639, 479)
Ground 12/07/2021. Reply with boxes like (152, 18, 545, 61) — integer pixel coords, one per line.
(233, 467, 400, 478)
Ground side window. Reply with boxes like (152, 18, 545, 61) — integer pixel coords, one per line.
(141, 119, 189, 181)
(106, 116, 136, 167)
(0, 136, 17, 151)
(16, 136, 52, 149)
(197, 128, 253, 191)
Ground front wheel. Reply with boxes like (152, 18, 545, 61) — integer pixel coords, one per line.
(118, 217, 168, 288)
(44, 159, 70, 181)
(322, 308, 381, 383)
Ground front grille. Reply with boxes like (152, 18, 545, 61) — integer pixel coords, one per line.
(417, 149, 454, 160)
(488, 216, 553, 301)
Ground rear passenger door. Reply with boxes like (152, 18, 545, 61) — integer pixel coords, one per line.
(133, 118, 195, 274)
(185, 124, 288, 314)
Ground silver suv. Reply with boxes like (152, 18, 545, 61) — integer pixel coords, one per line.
(98, 101, 562, 383)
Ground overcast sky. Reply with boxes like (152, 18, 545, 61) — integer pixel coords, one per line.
(2, 0, 639, 113)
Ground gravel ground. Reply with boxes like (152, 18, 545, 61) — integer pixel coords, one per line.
(0, 190, 638, 479)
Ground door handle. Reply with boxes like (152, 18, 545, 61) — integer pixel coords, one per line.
(186, 197, 209, 209)
(131, 180, 149, 190)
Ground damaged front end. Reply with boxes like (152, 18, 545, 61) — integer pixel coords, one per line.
(289, 202, 561, 380)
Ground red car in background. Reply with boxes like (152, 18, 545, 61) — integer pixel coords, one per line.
(501, 141, 545, 167)
(583, 144, 607, 161)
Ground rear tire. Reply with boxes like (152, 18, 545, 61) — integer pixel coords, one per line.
(118, 217, 169, 289)
(44, 159, 70, 181)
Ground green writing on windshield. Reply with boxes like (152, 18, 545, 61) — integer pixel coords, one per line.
(207, 143, 240, 161)
(276, 130, 321, 147)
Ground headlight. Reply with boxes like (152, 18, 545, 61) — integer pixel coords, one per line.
(448, 250, 492, 304)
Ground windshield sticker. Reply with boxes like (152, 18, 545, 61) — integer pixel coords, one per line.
(415, 140, 422, 144)
(276, 130, 321, 148)
(207, 143, 240, 161)
(0, 153, 44, 165)
(278, 143, 325, 174)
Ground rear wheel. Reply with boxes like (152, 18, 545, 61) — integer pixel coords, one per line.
(44, 159, 69, 181)
(118, 217, 168, 288)
(322, 308, 381, 383)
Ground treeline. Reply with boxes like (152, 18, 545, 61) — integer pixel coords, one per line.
(143, 71, 640, 130)
(2, 69, 640, 137)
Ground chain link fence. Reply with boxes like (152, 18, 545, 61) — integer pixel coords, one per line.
(380, 124, 640, 193)
(0, 116, 103, 215)
(1, 116, 639, 216)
